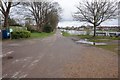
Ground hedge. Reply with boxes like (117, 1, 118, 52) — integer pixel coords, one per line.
(11, 31, 31, 39)
(43, 24, 53, 33)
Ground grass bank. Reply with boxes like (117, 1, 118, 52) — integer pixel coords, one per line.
(78, 35, 120, 41)
(2, 32, 55, 42)
(10, 26, 55, 39)
(78, 35, 119, 53)
(30, 32, 55, 39)
(95, 44, 119, 53)
(61, 31, 74, 37)
(62, 31, 119, 53)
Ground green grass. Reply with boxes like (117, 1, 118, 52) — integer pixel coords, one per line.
(78, 35, 120, 42)
(9, 26, 55, 39)
(78, 35, 110, 42)
(78, 35, 119, 53)
(2, 32, 55, 42)
(30, 32, 55, 39)
(61, 31, 72, 37)
(89, 39, 111, 42)
(62, 32, 119, 53)
(78, 35, 93, 39)
(95, 44, 119, 53)
(77, 35, 119, 53)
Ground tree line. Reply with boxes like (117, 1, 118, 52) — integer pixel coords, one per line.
(0, 0, 62, 33)
(0, 0, 119, 36)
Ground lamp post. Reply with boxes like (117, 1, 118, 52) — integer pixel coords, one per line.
(0, 17, 1, 40)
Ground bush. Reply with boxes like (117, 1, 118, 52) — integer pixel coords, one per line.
(10, 26, 27, 31)
(43, 24, 52, 33)
(25, 23, 32, 31)
(11, 30, 31, 39)
(11, 24, 23, 27)
(8, 18, 22, 27)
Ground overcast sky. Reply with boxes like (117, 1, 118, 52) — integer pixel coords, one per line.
(54, 0, 119, 21)
(54, 0, 81, 21)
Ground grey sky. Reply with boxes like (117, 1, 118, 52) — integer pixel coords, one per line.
(54, 0, 81, 21)
(54, 0, 119, 21)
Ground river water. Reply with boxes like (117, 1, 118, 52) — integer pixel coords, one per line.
(60, 29, 120, 36)
(58, 20, 118, 28)
(58, 20, 119, 35)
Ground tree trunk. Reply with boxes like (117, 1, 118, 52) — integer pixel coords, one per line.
(3, 2, 11, 28)
(3, 14, 9, 28)
(93, 24, 96, 37)
(37, 23, 42, 32)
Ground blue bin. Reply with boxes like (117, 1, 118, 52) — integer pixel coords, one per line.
(2, 29, 10, 39)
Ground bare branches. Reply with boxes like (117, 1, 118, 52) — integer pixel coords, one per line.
(74, 0, 118, 26)
(0, 0, 20, 27)
(11, 2, 20, 7)
(22, 1, 61, 32)
(73, 0, 118, 36)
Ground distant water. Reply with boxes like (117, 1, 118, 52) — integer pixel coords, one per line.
(58, 19, 118, 27)
(60, 29, 120, 35)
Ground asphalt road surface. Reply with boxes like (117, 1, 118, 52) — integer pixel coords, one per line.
(2, 30, 118, 78)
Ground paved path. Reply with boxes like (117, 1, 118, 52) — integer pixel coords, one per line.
(2, 30, 118, 78)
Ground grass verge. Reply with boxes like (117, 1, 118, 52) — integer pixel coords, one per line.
(62, 32, 119, 53)
(95, 44, 119, 53)
(2, 32, 55, 42)
(78, 35, 119, 53)
(61, 31, 119, 53)
(61, 31, 73, 37)
(78, 35, 120, 42)
(30, 32, 55, 39)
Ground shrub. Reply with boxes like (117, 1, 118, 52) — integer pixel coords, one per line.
(11, 30, 31, 39)
(43, 24, 52, 33)
(10, 26, 27, 31)
(25, 23, 32, 31)
(8, 18, 22, 27)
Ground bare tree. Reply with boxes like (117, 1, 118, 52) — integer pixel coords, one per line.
(23, 1, 61, 32)
(73, 0, 118, 37)
(0, 0, 20, 28)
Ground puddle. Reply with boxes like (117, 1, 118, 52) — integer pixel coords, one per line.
(76, 39, 107, 45)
